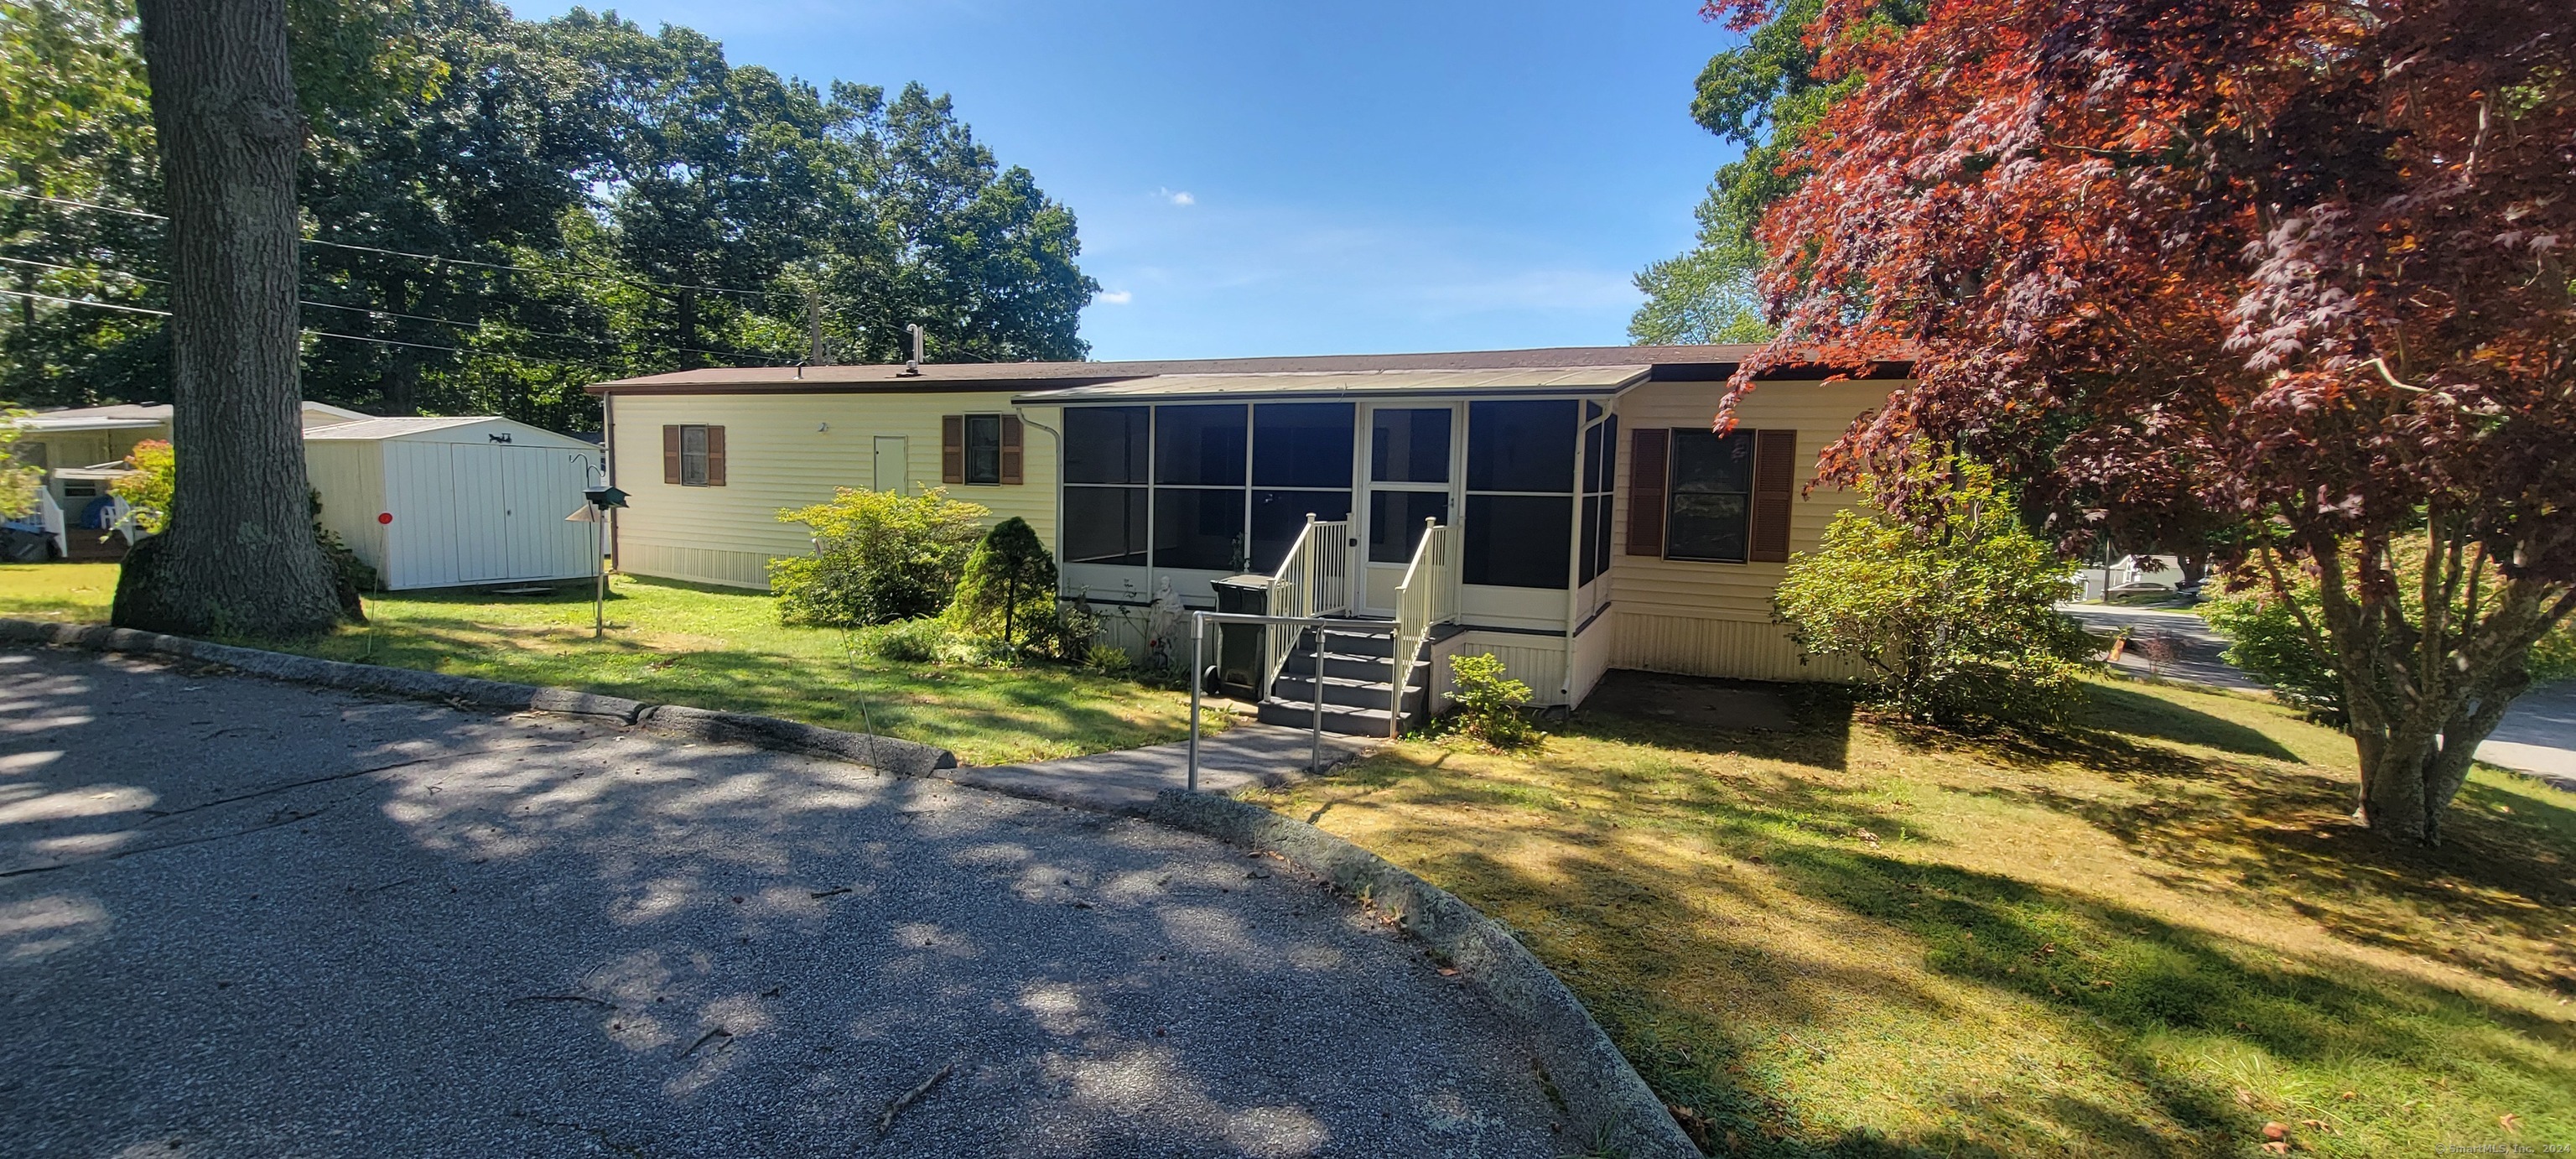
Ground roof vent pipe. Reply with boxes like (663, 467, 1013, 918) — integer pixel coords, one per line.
(904, 324, 924, 376)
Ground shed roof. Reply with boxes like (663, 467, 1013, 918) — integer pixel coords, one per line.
(1016, 366, 1652, 403)
(18, 400, 374, 433)
(302, 415, 595, 450)
(16, 403, 171, 432)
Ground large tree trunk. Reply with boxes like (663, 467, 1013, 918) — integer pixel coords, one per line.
(113, 0, 343, 637)
(2351, 668, 2524, 845)
(2313, 538, 2565, 847)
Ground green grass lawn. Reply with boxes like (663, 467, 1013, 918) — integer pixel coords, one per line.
(1248, 678, 2576, 1156)
(0, 562, 1199, 766)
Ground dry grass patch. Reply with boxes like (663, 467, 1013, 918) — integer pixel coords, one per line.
(1249, 677, 2575, 1156)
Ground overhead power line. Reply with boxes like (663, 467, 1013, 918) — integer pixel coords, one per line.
(1, 188, 773, 300)
(2, 252, 777, 366)
(0, 287, 590, 365)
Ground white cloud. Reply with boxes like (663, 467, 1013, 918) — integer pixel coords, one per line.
(1095, 289, 1133, 305)
(1154, 187, 1196, 207)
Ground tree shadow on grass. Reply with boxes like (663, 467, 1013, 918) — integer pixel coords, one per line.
(1419, 801, 2573, 1156)
(1568, 680, 1857, 773)
(1962, 732, 2576, 995)
(278, 616, 1192, 763)
(2080, 683, 2301, 763)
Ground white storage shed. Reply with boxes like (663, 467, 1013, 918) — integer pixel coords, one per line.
(305, 417, 603, 590)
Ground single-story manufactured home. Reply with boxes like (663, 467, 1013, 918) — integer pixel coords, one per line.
(586, 345, 1903, 725)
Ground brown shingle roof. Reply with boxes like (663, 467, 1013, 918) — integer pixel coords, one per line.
(582, 343, 1811, 396)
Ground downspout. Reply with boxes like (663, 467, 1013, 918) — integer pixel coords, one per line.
(1014, 404, 1063, 590)
(602, 392, 620, 574)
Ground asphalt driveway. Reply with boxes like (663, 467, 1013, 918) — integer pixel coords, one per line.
(0, 647, 1560, 1157)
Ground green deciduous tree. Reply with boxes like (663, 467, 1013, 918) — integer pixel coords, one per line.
(105, 434, 164, 529)
(0, 404, 43, 514)
(1630, 0, 1921, 345)
(2, 2, 1096, 426)
(1775, 455, 2093, 729)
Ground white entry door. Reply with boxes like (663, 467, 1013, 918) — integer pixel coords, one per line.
(873, 435, 908, 492)
(1356, 403, 1460, 616)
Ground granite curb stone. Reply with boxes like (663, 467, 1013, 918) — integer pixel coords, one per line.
(1146, 788, 1701, 1159)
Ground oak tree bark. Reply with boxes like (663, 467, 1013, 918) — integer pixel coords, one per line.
(113, 0, 345, 637)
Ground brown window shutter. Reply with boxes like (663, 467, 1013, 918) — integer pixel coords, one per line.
(703, 425, 727, 486)
(999, 415, 1024, 485)
(1627, 427, 1668, 557)
(662, 425, 681, 485)
(1748, 429, 1797, 563)
(941, 415, 964, 484)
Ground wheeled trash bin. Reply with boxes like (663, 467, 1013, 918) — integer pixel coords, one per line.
(1206, 573, 1275, 699)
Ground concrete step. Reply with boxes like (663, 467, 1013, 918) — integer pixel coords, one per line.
(1280, 648, 1428, 684)
(1272, 672, 1427, 714)
(1256, 696, 1418, 737)
(1296, 628, 1397, 659)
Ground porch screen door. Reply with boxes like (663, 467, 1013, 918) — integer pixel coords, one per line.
(1358, 405, 1456, 615)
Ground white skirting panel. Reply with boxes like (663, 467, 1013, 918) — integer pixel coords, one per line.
(619, 538, 776, 590)
(1428, 631, 1571, 709)
(1609, 611, 1867, 683)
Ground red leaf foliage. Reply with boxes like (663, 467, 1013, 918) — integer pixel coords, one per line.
(1719, 0, 2575, 585)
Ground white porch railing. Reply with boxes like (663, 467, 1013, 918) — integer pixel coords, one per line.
(1389, 517, 1456, 737)
(34, 488, 65, 558)
(1260, 514, 1353, 700)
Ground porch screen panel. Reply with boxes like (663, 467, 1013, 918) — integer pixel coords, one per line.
(1152, 404, 1247, 572)
(1462, 399, 1576, 589)
(1371, 408, 1450, 483)
(1063, 486, 1148, 565)
(1579, 413, 1617, 584)
(1063, 406, 1150, 566)
(1367, 490, 1450, 564)
(1249, 403, 1353, 572)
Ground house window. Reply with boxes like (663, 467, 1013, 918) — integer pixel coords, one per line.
(942, 413, 1022, 486)
(1462, 399, 1577, 589)
(662, 424, 726, 487)
(963, 415, 1002, 484)
(1665, 429, 1756, 563)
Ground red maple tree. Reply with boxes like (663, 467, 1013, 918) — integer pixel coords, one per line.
(1714, 0, 2575, 843)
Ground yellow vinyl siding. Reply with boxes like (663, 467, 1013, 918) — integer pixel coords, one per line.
(607, 392, 1061, 590)
(1606, 377, 1894, 682)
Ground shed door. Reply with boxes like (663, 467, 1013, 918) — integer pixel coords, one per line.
(501, 445, 595, 580)
(382, 442, 508, 587)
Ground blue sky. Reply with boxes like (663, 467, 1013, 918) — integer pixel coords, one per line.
(513, 2, 1745, 361)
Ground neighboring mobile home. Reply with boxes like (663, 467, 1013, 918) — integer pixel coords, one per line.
(587, 345, 1904, 720)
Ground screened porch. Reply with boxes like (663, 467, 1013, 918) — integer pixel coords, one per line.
(1024, 369, 1639, 634)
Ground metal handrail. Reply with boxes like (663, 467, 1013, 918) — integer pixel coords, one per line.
(1388, 518, 1456, 738)
(1187, 610, 1390, 791)
(1259, 515, 1353, 707)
